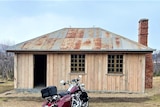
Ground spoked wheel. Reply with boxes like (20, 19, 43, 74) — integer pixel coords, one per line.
(71, 96, 81, 107)
(81, 101, 89, 107)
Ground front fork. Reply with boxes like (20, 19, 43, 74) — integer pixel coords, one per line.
(71, 93, 82, 107)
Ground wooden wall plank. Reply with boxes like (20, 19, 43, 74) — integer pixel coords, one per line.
(98, 54, 102, 91)
(19, 54, 22, 88)
(28, 54, 33, 88)
(18, 54, 23, 88)
(24, 54, 27, 88)
(141, 55, 145, 93)
(47, 54, 50, 86)
(94, 54, 98, 91)
(50, 54, 54, 86)
(47, 54, 51, 86)
(102, 54, 107, 91)
(14, 54, 17, 88)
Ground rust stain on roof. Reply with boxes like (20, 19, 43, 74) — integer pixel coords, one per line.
(60, 38, 82, 50)
(115, 37, 121, 48)
(42, 38, 57, 49)
(76, 29, 84, 38)
(21, 41, 33, 49)
(88, 29, 94, 38)
(102, 44, 113, 49)
(66, 29, 77, 38)
(66, 29, 84, 38)
(83, 39, 91, 46)
(60, 38, 71, 49)
(7, 28, 154, 52)
(93, 38, 101, 49)
(105, 32, 110, 38)
(74, 39, 81, 49)
(95, 29, 100, 37)
(35, 36, 47, 45)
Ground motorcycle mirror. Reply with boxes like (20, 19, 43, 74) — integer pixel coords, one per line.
(60, 80, 65, 85)
(81, 84, 85, 87)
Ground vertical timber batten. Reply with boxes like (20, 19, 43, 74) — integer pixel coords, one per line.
(28, 54, 34, 88)
(14, 54, 18, 88)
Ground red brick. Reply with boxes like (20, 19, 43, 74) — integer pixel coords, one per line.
(138, 19, 153, 89)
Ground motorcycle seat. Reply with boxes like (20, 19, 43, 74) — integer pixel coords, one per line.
(58, 91, 70, 97)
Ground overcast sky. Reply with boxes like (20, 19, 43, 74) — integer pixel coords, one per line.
(0, 0, 160, 50)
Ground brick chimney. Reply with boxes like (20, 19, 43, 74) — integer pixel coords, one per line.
(138, 19, 153, 88)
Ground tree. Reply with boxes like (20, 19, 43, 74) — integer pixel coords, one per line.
(153, 50, 160, 76)
(0, 41, 14, 80)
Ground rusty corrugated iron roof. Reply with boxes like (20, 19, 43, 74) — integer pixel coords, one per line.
(7, 28, 155, 52)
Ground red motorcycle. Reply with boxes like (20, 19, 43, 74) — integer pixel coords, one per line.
(41, 75, 89, 107)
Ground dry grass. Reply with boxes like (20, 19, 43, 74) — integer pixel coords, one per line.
(0, 80, 13, 94)
(90, 94, 160, 107)
(0, 77, 160, 107)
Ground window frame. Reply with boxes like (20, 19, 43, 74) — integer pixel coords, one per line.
(70, 54, 85, 73)
(107, 54, 123, 74)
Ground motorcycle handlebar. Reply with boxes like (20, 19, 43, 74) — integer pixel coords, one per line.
(63, 78, 80, 85)
(60, 75, 82, 85)
(71, 78, 79, 82)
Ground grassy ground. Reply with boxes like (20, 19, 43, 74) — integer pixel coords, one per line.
(0, 80, 13, 94)
(0, 95, 160, 107)
(90, 94, 160, 107)
(0, 77, 160, 107)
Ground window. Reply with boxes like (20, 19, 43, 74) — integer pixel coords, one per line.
(108, 55, 123, 74)
(71, 54, 85, 73)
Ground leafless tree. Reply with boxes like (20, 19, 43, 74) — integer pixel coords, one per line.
(0, 41, 14, 80)
(153, 50, 160, 76)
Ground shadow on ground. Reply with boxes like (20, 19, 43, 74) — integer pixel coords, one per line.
(0, 96, 150, 103)
(90, 97, 150, 103)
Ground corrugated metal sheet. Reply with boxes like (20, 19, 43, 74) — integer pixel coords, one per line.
(7, 28, 155, 52)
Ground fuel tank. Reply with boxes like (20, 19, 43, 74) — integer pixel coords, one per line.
(56, 94, 72, 107)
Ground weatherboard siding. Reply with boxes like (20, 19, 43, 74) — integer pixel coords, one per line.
(46, 53, 145, 93)
(14, 53, 145, 93)
(15, 53, 33, 89)
(125, 54, 145, 93)
(14, 54, 17, 88)
(47, 54, 71, 90)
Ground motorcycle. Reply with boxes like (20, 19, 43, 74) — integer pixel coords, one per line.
(41, 75, 89, 107)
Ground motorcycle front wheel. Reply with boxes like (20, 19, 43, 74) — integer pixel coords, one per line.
(81, 101, 89, 107)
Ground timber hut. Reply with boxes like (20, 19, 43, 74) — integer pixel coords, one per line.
(7, 19, 155, 93)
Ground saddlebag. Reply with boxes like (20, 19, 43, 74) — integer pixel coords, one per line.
(41, 86, 57, 98)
